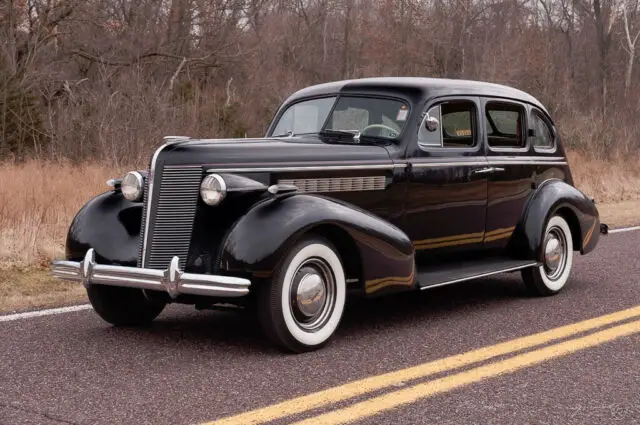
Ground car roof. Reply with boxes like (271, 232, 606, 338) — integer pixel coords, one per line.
(285, 77, 548, 115)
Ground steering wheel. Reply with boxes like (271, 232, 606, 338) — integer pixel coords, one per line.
(361, 124, 399, 137)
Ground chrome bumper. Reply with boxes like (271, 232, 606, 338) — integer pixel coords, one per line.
(51, 249, 250, 298)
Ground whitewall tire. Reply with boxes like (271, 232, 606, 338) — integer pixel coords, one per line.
(258, 237, 346, 352)
(522, 215, 574, 296)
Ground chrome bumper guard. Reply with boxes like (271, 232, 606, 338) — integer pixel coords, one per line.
(51, 249, 250, 299)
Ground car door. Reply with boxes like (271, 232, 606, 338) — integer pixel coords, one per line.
(403, 96, 489, 267)
(482, 98, 536, 254)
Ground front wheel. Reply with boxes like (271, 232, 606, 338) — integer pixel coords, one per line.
(258, 237, 346, 353)
(87, 285, 166, 326)
(522, 215, 574, 296)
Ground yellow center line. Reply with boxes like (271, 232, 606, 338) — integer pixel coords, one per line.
(295, 319, 640, 425)
(203, 305, 640, 425)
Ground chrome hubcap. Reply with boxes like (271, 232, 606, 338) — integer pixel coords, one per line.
(290, 258, 335, 331)
(543, 227, 567, 280)
(296, 273, 326, 317)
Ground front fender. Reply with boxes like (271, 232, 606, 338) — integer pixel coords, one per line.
(66, 191, 142, 265)
(512, 180, 600, 261)
(219, 194, 415, 293)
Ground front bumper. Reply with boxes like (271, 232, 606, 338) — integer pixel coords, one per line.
(51, 249, 251, 298)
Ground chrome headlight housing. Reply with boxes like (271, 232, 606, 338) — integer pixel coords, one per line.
(200, 174, 226, 206)
(121, 171, 144, 201)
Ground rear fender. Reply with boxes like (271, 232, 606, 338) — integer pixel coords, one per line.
(218, 194, 415, 295)
(511, 179, 600, 261)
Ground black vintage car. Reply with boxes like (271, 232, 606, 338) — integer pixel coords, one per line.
(52, 78, 603, 352)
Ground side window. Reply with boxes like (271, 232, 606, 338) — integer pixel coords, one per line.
(418, 101, 476, 148)
(485, 102, 525, 149)
(530, 110, 555, 150)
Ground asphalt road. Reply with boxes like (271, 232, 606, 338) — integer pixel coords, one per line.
(1, 230, 639, 425)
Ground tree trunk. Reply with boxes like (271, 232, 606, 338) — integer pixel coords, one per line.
(622, 0, 640, 96)
(626, 49, 635, 95)
(167, 0, 192, 56)
(592, 0, 616, 118)
(341, 0, 353, 79)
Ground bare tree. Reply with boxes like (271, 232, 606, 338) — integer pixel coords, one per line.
(1, 0, 640, 162)
(580, 0, 619, 116)
(167, 0, 193, 56)
(622, 0, 640, 94)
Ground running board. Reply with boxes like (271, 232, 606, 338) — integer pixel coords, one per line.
(417, 259, 539, 290)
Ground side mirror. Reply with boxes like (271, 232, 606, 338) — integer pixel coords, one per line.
(425, 115, 439, 132)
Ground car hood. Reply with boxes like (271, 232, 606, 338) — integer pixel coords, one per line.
(155, 136, 393, 169)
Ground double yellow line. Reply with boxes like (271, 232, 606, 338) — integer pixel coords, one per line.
(203, 306, 640, 425)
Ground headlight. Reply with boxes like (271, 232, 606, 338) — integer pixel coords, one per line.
(121, 171, 144, 201)
(200, 174, 226, 206)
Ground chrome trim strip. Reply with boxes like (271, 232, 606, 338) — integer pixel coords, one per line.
(488, 160, 568, 165)
(51, 249, 250, 299)
(489, 156, 565, 161)
(411, 161, 488, 168)
(203, 158, 565, 174)
(411, 160, 567, 168)
(206, 164, 400, 173)
(419, 262, 539, 290)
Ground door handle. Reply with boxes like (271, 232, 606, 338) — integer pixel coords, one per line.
(473, 167, 493, 175)
(473, 167, 505, 175)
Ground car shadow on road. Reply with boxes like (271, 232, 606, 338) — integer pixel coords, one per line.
(338, 274, 529, 334)
(84, 273, 531, 355)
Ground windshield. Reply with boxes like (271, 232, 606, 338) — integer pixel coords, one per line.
(271, 96, 409, 140)
(271, 97, 336, 137)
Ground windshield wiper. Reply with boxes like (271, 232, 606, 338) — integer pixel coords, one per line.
(318, 129, 387, 145)
(320, 129, 359, 137)
(319, 129, 365, 144)
(272, 130, 295, 138)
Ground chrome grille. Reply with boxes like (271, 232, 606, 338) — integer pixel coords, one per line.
(144, 165, 202, 270)
(278, 176, 386, 193)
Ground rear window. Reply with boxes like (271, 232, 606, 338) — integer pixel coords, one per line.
(530, 110, 555, 150)
(485, 102, 525, 149)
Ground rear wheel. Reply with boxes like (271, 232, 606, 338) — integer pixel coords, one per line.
(522, 215, 574, 296)
(258, 237, 346, 353)
(87, 285, 166, 326)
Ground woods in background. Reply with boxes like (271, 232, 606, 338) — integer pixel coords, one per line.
(1, 0, 639, 164)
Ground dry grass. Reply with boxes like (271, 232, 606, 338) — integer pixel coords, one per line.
(596, 200, 640, 228)
(567, 151, 640, 203)
(0, 265, 87, 313)
(0, 160, 130, 267)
